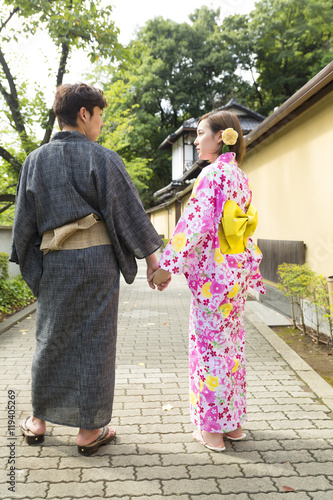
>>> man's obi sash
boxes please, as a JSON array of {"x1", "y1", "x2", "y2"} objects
[{"x1": 218, "y1": 200, "x2": 258, "y2": 254}]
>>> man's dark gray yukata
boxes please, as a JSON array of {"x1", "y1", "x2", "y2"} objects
[{"x1": 10, "y1": 131, "x2": 162, "y2": 429}]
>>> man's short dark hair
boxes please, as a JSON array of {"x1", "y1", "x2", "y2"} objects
[{"x1": 53, "y1": 83, "x2": 107, "y2": 130}]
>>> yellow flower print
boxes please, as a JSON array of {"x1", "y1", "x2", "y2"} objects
[
  {"x1": 199, "y1": 379, "x2": 204, "y2": 392},
  {"x1": 191, "y1": 177, "x2": 200, "y2": 198},
  {"x1": 206, "y1": 375, "x2": 219, "y2": 391},
  {"x1": 190, "y1": 391, "x2": 197, "y2": 406},
  {"x1": 171, "y1": 232, "x2": 187, "y2": 252},
  {"x1": 219, "y1": 303, "x2": 233, "y2": 318},
  {"x1": 201, "y1": 282, "x2": 212, "y2": 298},
  {"x1": 232, "y1": 359, "x2": 240, "y2": 373},
  {"x1": 228, "y1": 283, "x2": 240, "y2": 299},
  {"x1": 214, "y1": 248, "x2": 225, "y2": 266}
]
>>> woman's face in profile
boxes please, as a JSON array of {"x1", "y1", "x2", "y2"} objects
[{"x1": 194, "y1": 119, "x2": 222, "y2": 162}]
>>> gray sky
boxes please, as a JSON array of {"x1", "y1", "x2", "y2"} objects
[{"x1": 2, "y1": 0, "x2": 257, "y2": 110}]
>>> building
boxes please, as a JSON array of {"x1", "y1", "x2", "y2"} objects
[{"x1": 147, "y1": 62, "x2": 333, "y2": 320}]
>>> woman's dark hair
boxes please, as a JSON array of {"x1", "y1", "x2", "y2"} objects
[
  {"x1": 53, "y1": 83, "x2": 107, "y2": 130},
  {"x1": 198, "y1": 110, "x2": 245, "y2": 164}
]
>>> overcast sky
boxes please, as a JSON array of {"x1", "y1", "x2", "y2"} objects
[{"x1": 4, "y1": 0, "x2": 257, "y2": 103}]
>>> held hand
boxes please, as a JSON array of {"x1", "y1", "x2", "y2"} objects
[{"x1": 147, "y1": 268, "x2": 172, "y2": 291}]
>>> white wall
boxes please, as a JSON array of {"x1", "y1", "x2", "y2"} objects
[
  {"x1": 0, "y1": 227, "x2": 19, "y2": 278},
  {"x1": 172, "y1": 137, "x2": 183, "y2": 180}
]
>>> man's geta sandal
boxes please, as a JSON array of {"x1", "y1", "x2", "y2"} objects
[
  {"x1": 19, "y1": 416, "x2": 45, "y2": 445},
  {"x1": 78, "y1": 426, "x2": 116, "y2": 456}
]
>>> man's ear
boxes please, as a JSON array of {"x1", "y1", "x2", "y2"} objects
[{"x1": 78, "y1": 107, "x2": 89, "y2": 122}]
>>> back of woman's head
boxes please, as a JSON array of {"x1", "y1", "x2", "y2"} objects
[
  {"x1": 53, "y1": 83, "x2": 107, "y2": 130},
  {"x1": 198, "y1": 110, "x2": 245, "y2": 164}
]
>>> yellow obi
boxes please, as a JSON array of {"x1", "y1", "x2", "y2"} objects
[{"x1": 218, "y1": 200, "x2": 258, "y2": 254}]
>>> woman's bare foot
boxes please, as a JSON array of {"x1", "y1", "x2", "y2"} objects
[
  {"x1": 193, "y1": 429, "x2": 226, "y2": 451},
  {"x1": 76, "y1": 427, "x2": 107, "y2": 446},
  {"x1": 225, "y1": 426, "x2": 243, "y2": 439},
  {"x1": 199, "y1": 430, "x2": 225, "y2": 449},
  {"x1": 25, "y1": 417, "x2": 46, "y2": 435}
]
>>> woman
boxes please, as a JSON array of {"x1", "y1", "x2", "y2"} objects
[
  {"x1": 149, "y1": 110, "x2": 265, "y2": 451},
  {"x1": 11, "y1": 83, "x2": 162, "y2": 455}
]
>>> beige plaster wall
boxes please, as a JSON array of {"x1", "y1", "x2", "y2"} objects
[
  {"x1": 149, "y1": 209, "x2": 170, "y2": 239},
  {"x1": 241, "y1": 91, "x2": 333, "y2": 277}
]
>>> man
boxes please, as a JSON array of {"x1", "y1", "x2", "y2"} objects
[{"x1": 10, "y1": 83, "x2": 162, "y2": 455}]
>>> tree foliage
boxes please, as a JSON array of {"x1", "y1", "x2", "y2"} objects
[
  {"x1": 1, "y1": 0, "x2": 332, "y2": 216},
  {"x1": 0, "y1": 0, "x2": 123, "y2": 221}
]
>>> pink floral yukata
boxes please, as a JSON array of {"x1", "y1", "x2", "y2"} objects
[{"x1": 159, "y1": 152, "x2": 265, "y2": 433}]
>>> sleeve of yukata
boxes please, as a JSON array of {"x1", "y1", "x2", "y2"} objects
[
  {"x1": 9, "y1": 161, "x2": 42, "y2": 297},
  {"x1": 95, "y1": 149, "x2": 163, "y2": 283},
  {"x1": 159, "y1": 164, "x2": 236, "y2": 313}
]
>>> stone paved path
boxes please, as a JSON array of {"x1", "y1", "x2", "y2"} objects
[{"x1": 1, "y1": 260, "x2": 333, "y2": 499}]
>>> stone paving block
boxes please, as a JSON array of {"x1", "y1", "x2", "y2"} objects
[
  {"x1": 138, "y1": 423, "x2": 184, "y2": 435},
  {"x1": 188, "y1": 464, "x2": 242, "y2": 479},
  {"x1": 110, "y1": 453, "x2": 161, "y2": 467},
  {"x1": 273, "y1": 476, "x2": 333, "y2": 493},
  {"x1": 281, "y1": 439, "x2": 331, "y2": 451},
  {"x1": 309, "y1": 493, "x2": 333, "y2": 500},
  {"x1": 232, "y1": 439, "x2": 283, "y2": 452},
  {"x1": 47, "y1": 481, "x2": 105, "y2": 498},
  {"x1": 136, "y1": 464, "x2": 189, "y2": 480},
  {"x1": 82, "y1": 466, "x2": 135, "y2": 481},
  {"x1": 117, "y1": 432, "x2": 161, "y2": 444},
  {"x1": 250, "y1": 430, "x2": 299, "y2": 441},
  {"x1": 269, "y1": 420, "x2": 317, "y2": 430},
  {"x1": 137, "y1": 442, "x2": 186, "y2": 455},
  {"x1": 105, "y1": 479, "x2": 162, "y2": 497},
  {"x1": 161, "y1": 452, "x2": 214, "y2": 466},
  {"x1": 249, "y1": 412, "x2": 287, "y2": 421},
  {"x1": 16, "y1": 457, "x2": 59, "y2": 470},
  {"x1": 210, "y1": 451, "x2": 264, "y2": 464},
  {"x1": 135, "y1": 497, "x2": 190, "y2": 500},
  {"x1": 28, "y1": 467, "x2": 81, "y2": 483},
  {"x1": 162, "y1": 478, "x2": 219, "y2": 495},
  {"x1": 241, "y1": 463, "x2": 297, "y2": 477},
  {"x1": 285, "y1": 412, "x2": 331, "y2": 420},
  {"x1": 295, "y1": 462, "x2": 333, "y2": 476},
  {"x1": 3, "y1": 482, "x2": 48, "y2": 499},
  {"x1": 311, "y1": 449, "x2": 333, "y2": 462},
  {"x1": 261, "y1": 450, "x2": 314, "y2": 463},
  {"x1": 296, "y1": 429, "x2": 333, "y2": 440},
  {"x1": 58, "y1": 456, "x2": 110, "y2": 468},
  {"x1": 248, "y1": 494, "x2": 310, "y2": 500},
  {"x1": 216, "y1": 477, "x2": 277, "y2": 494}
]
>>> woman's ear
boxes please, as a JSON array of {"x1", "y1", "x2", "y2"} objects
[{"x1": 217, "y1": 130, "x2": 224, "y2": 144}]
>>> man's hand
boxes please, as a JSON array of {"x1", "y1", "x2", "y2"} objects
[{"x1": 148, "y1": 268, "x2": 172, "y2": 291}]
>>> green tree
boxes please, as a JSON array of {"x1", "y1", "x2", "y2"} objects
[
  {"x1": 223, "y1": 0, "x2": 333, "y2": 114},
  {"x1": 101, "y1": 7, "x2": 245, "y2": 206},
  {"x1": 0, "y1": 0, "x2": 123, "y2": 222}
]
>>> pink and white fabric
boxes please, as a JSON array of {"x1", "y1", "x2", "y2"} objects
[{"x1": 159, "y1": 152, "x2": 265, "y2": 433}]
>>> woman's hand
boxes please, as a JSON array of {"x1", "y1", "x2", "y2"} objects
[{"x1": 148, "y1": 268, "x2": 172, "y2": 291}]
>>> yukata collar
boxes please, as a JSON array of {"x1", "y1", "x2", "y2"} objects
[
  {"x1": 217, "y1": 152, "x2": 236, "y2": 163},
  {"x1": 51, "y1": 131, "x2": 91, "y2": 142}
]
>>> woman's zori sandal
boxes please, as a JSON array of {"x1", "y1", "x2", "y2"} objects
[
  {"x1": 19, "y1": 416, "x2": 44, "y2": 445},
  {"x1": 193, "y1": 428, "x2": 246, "y2": 451},
  {"x1": 78, "y1": 426, "x2": 116, "y2": 456}
]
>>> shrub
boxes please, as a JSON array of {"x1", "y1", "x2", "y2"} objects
[{"x1": 0, "y1": 254, "x2": 35, "y2": 319}]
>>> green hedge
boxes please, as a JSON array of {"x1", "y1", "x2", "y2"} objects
[{"x1": 0, "y1": 252, "x2": 35, "y2": 319}]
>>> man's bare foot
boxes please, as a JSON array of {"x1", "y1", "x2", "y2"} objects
[
  {"x1": 76, "y1": 427, "x2": 114, "y2": 446},
  {"x1": 25, "y1": 416, "x2": 46, "y2": 435}
]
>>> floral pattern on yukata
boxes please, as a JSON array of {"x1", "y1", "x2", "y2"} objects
[{"x1": 159, "y1": 152, "x2": 265, "y2": 433}]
